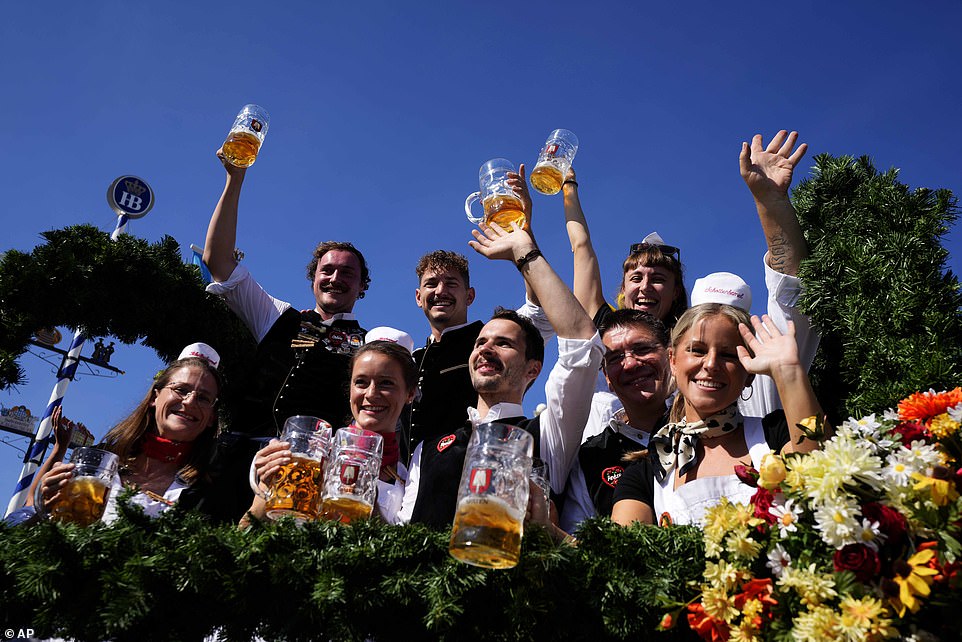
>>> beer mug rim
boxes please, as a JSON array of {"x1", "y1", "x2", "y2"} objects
[
  {"x1": 479, "y1": 158, "x2": 516, "y2": 180},
  {"x1": 332, "y1": 425, "x2": 384, "y2": 456},
  {"x1": 282, "y1": 415, "x2": 330, "y2": 434},
  {"x1": 470, "y1": 422, "x2": 534, "y2": 457},
  {"x1": 543, "y1": 129, "x2": 578, "y2": 148}
]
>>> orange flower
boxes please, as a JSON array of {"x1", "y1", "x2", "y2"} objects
[
  {"x1": 898, "y1": 388, "x2": 962, "y2": 425},
  {"x1": 688, "y1": 602, "x2": 730, "y2": 642}
]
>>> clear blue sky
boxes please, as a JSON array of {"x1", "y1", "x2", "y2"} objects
[{"x1": 3, "y1": 1, "x2": 961, "y2": 500}]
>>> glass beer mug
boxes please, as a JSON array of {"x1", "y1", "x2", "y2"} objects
[
  {"x1": 222, "y1": 104, "x2": 270, "y2": 168},
  {"x1": 47, "y1": 447, "x2": 120, "y2": 526},
  {"x1": 449, "y1": 422, "x2": 533, "y2": 569},
  {"x1": 249, "y1": 415, "x2": 331, "y2": 524},
  {"x1": 530, "y1": 129, "x2": 579, "y2": 195},
  {"x1": 320, "y1": 426, "x2": 384, "y2": 523},
  {"x1": 464, "y1": 158, "x2": 527, "y2": 231}
]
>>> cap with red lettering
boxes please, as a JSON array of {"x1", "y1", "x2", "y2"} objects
[{"x1": 690, "y1": 272, "x2": 752, "y2": 312}]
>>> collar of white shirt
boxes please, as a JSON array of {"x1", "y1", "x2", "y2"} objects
[
  {"x1": 467, "y1": 402, "x2": 526, "y2": 427},
  {"x1": 318, "y1": 312, "x2": 356, "y2": 325}
]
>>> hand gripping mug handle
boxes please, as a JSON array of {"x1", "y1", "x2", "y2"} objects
[
  {"x1": 248, "y1": 458, "x2": 270, "y2": 500},
  {"x1": 464, "y1": 191, "x2": 484, "y2": 225}
]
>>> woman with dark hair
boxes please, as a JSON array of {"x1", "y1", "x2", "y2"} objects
[
  {"x1": 37, "y1": 350, "x2": 223, "y2": 522},
  {"x1": 248, "y1": 336, "x2": 418, "y2": 523}
]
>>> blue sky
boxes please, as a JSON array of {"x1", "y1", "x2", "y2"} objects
[{"x1": 2, "y1": 1, "x2": 961, "y2": 501}]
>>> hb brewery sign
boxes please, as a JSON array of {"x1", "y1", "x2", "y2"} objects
[{"x1": 107, "y1": 175, "x2": 154, "y2": 219}]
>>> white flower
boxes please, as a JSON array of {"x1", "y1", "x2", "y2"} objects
[
  {"x1": 813, "y1": 496, "x2": 861, "y2": 548},
  {"x1": 882, "y1": 408, "x2": 900, "y2": 422},
  {"x1": 766, "y1": 543, "x2": 791, "y2": 578},
  {"x1": 854, "y1": 517, "x2": 885, "y2": 550},
  {"x1": 769, "y1": 498, "x2": 801, "y2": 538},
  {"x1": 902, "y1": 439, "x2": 943, "y2": 470},
  {"x1": 948, "y1": 403, "x2": 962, "y2": 423},
  {"x1": 883, "y1": 450, "x2": 920, "y2": 486}
]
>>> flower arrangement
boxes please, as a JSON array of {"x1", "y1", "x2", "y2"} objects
[{"x1": 677, "y1": 388, "x2": 962, "y2": 641}]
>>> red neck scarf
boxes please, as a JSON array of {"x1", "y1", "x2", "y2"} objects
[
  {"x1": 142, "y1": 432, "x2": 193, "y2": 468},
  {"x1": 380, "y1": 430, "x2": 399, "y2": 470}
]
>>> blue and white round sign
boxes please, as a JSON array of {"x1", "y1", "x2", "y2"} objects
[{"x1": 107, "y1": 175, "x2": 154, "y2": 219}]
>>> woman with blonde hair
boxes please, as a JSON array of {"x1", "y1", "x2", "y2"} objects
[{"x1": 611, "y1": 301, "x2": 826, "y2": 527}]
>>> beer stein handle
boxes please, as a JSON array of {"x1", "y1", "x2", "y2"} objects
[
  {"x1": 464, "y1": 191, "x2": 484, "y2": 225},
  {"x1": 248, "y1": 459, "x2": 270, "y2": 499},
  {"x1": 33, "y1": 476, "x2": 49, "y2": 520}
]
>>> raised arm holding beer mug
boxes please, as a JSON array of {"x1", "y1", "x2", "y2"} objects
[
  {"x1": 199, "y1": 105, "x2": 371, "y2": 523},
  {"x1": 397, "y1": 195, "x2": 602, "y2": 565}
]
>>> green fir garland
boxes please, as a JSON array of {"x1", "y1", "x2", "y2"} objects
[
  {"x1": 0, "y1": 505, "x2": 704, "y2": 641},
  {"x1": 0, "y1": 225, "x2": 255, "y2": 423}
]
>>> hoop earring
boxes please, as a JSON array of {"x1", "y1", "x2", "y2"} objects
[{"x1": 740, "y1": 386, "x2": 753, "y2": 402}]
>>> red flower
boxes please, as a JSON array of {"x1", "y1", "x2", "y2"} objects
[
  {"x1": 891, "y1": 421, "x2": 930, "y2": 446},
  {"x1": 734, "y1": 464, "x2": 759, "y2": 488},
  {"x1": 687, "y1": 603, "x2": 730, "y2": 642},
  {"x1": 834, "y1": 544, "x2": 881, "y2": 583},
  {"x1": 749, "y1": 488, "x2": 777, "y2": 525},
  {"x1": 861, "y1": 502, "x2": 908, "y2": 549}
]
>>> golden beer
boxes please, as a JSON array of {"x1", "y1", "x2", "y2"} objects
[
  {"x1": 223, "y1": 130, "x2": 262, "y2": 168},
  {"x1": 49, "y1": 476, "x2": 110, "y2": 526},
  {"x1": 320, "y1": 496, "x2": 373, "y2": 523},
  {"x1": 530, "y1": 162, "x2": 564, "y2": 195},
  {"x1": 449, "y1": 496, "x2": 523, "y2": 569},
  {"x1": 481, "y1": 194, "x2": 527, "y2": 230},
  {"x1": 265, "y1": 455, "x2": 324, "y2": 521}
]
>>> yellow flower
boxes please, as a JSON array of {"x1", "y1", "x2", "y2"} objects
[
  {"x1": 929, "y1": 412, "x2": 961, "y2": 439},
  {"x1": 701, "y1": 586, "x2": 740, "y2": 623},
  {"x1": 791, "y1": 604, "x2": 840, "y2": 641},
  {"x1": 725, "y1": 530, "x2": 763, "y2": 561},
  {"x1": 703, "y1": 560, "x2": 744, "y2": 593},
  {"x1": 912, "y1": 471, "x2": 960, "y2": 506},
  {"x1": 758, "y1": 452, "x2": 787, "y2": 490},
  {"x1": 838, "y1": 595, "x2": 897, "y2": 641},
  {"x1": 889, "y1": 548, "x2": 940, "y2": 617},
  {"x1": 777, "y1": 564, "x2": 837, "y2": 607}
]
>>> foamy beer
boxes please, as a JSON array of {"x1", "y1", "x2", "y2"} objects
[
  {"x1": 320, "y1": 426, "x2": 383, "y2": 523},
  {"x1": 465, "y1": 158, "x2": 527, "y2": 231},
  {"x1": 530, "y1": 129, "x2": 579, "y2": 195},
  {"x1": 449, "y1": 422, "x2": 533, "y2": 569},
  {"x1": 48, "y1": 447, "x2": 120, "y2": 526},
  {"x1": 250, "y1": 415, "x2": 331, "y2": 523},
  {"x1": 222, "y1": 104, "x2": 270, "y2": 168}
]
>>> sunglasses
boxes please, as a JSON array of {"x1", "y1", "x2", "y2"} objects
[{"x1": 628, "y1": 242, "x2": 681, "y2": 263}]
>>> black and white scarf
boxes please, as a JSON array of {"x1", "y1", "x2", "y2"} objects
[{"x1": 649, "y1": 404, "x2": 742, "y2": 482}]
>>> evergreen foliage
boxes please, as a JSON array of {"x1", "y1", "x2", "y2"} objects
[
  {"x1": 0, "y1": 507, "x2": 704, "y2": 641},
  {"x1": 0, "y1": 225, "x2": 255, "y2": 421},
  {"x1": 793, "y1": 154, "x2": 962, "y2": 421}
]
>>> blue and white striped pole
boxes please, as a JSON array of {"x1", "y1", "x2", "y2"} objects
[
  {"x1": 5, "y1": 331, "x2": 86, "y2": 516},
  {"x1": 110, "y1": 214, "x2": 129, "y2": 240},
  {"x1": 5, "y1": 211, "x2": 131, "y2": 516}
]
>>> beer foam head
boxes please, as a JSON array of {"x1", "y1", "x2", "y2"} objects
[
  {"x1": 177, "y1": 342, "x2": 221, "y2": 368},
  {"x1": 690, "y1": 272, "x2": 752, "y2": 312},
  {"x1": 364, "y1": 327, "x2": 415, "y2": 354}
]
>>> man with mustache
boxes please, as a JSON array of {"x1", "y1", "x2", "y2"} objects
[
  {"x1": 397, "y1": 221, "x2": 603, "y2": 528},
  {"x1": 190, "y1": 150, "x2": 370, "y2": 521},
  {"x1": 408, "y1": 250, "x2": 483, "y2": 464}
]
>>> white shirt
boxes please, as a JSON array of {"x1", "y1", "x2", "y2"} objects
[{"x1": 394, "y1": 333, "x2": 604, "y2": 524}]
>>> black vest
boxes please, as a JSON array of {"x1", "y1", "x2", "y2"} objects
[
  {"x1": 236, "y1": 308, "x2": 366, "y2": 435},
  {"x1": 408, "y1": 321, "x2": 484, "y2": 461},
  {"x1": 575, "y1": 412, "x2": 666, "y2": 518},
  {"x1": 410, "y1": 416, "x2": 540, "y2": 529}
]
